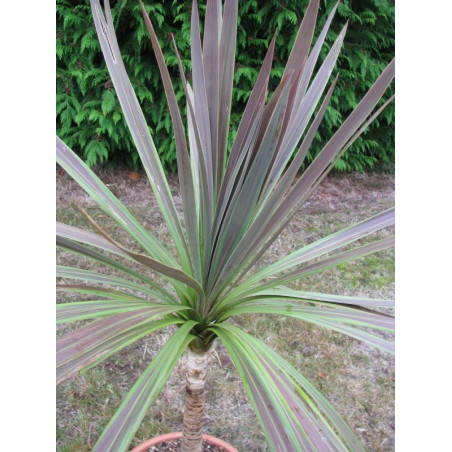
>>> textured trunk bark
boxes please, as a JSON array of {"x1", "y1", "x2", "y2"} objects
[{"x1": 181, "y1": 349, "x2": 209, "y2": 452}]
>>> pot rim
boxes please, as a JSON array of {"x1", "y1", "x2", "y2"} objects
[{"x1": 130, "y1": 431, "x2": 239, "y2": 452}]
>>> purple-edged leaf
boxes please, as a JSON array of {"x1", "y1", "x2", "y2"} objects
[
  {"x1": 218, "y1": 333, "x2": 321, "y2": 450},
  {"x1": 290, "y1": 1, "x2": 339, "y2": 120},
  {"x1": 279, "y1": 59, "x2": 396, "y2": 223},
  {"x1": 251, "y1": 66, "x2": 297, "y2": 166},
  {"x1": 212, "y1": 86, "x2": 267, "y2": 246},
  {"x1": 57, "y1": 308, "x2": 186, "y2": 384},
  {"x1": 57, "y1": 222, "x2": 128, "y2": 258},
  {"x1": 203, "y1": 0, "x2": 221, "y2": 191},
  {"x1": 215, "y1": 26, "x2": 348, "y2": 293},
  {"x1": 190, "y1": 0, "x2": 214, "y2": 198},
  {"x1": 309, "y1": 94, "x2": 396, "y2": 196},
  {"x1": 89, "y1": 0, "x2": 191, "y2": 273},
  {"x1": 269, "y1": 24, "x2": 347, "y2": 190},
  {"x1": 56, "y1": 235, "x2": 132, "y2": 273},
  {"x1": 240, "y1": 209, "x2": 393, "y2": 295},
  {"x1": 235, "y1": 237, "x2": 395, "y2": 302},
  {"x1": 208, "y1": 74, "x2": 292, "y2": 294},
  {"x1": 78, "y1": 207, "x2": 204, "y2": 298},
  {"x1": 56, "y1": 265, "x2": 165, "y2": 299},
  {"x1": 57, "y1": 299, "x2": 164, "y2": 323},
  {"x1": 56, "y1": 236, "x2": 177, "y2": 304},
  {"x1": 213, "y1": 284, "x2": 394, "y2": 322},
  {"x1": 216, "y1": 60, "x2": 395, "y2": 296},
  {"x1": 281, "y1": 236, "x2": 395, "y2": 283},
  {"x1": 56, "y1": 284, "x2": 147, "y2": 302},
  {"x1": 220, "y1": 299, "x2": 394, "y2": 331},
  {"x1": 256, "y1": 94, "x2": 394, "y2": 289},
  {"x1": 186, "y1": 84, "x2": 201, "y2": 213},
  {"x1": 217, "y1": 0, "x2": 238, "y2": 186},
  {"x1": 303, "y1": 317, "x2": 394, "y2": 353},
  {"x1": 217, "y1": 325, "x2": 367, "y2": 451},
  {"x1": 257, "y1": 75, "x2": 339, "y2": 215},
  {"x1": 56, "y1": 138, "x2": 176, "y2": 268},
  {"x1": 185, "y1": 83, "x2": 211, "y2": 247},
  {"x1": 217, "y1": 33, "x2": 276, "y2": 218},
  {"x1": 92, "y1": 321, "x2": 196, "y2": 452},
  {"x1": 257, "y1": 0, "x2": 320, "y2": 190},
  {"x1": 222, "y1": 208, "x2": 394, "y2": 306},
  {"x1": 232, "y1": 98, "x2": 394, "y2": 291},
  {"x1": 214, "y1": 324, "x2": 363, "y2": 451},
  {"x1": 139, "y1": 1, "x2": 201, "y2": 281},
  {"x1": 249, "y1": 287, "x2": 395, "y2": 308},
  {"x1": 170, "y1": 35, "x2": 213, "y2": 286},
  {"x1": 284, "y1": 0, "x2": 319, "y2": 77},
  {"x1": 266, "y1": 66, "x2": 304, "y2": 177},
  {"x1": 263, "y1": 337, "x2": 367, "y2": 451}
]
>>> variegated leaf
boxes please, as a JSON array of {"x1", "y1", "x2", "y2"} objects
[{"x1": 92, "y1": 322, "x2": 196, "y2": 452}]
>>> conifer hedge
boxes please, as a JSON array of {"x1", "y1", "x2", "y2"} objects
[{"x1": 57, "y1": 0, "x2": 394, "y2": 171}]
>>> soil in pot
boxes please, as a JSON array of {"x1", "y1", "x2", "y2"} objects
[{"x1": 144, "y1": 438, "x2": 226, "y2": 451}]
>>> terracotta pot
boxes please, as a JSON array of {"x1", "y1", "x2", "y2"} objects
[{"x1": 130, "y1": 432, "x2": 239, "y2": 452}]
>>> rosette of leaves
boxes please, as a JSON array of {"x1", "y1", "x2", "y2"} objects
[{"x1": 56, "y1": 0, "x2": 395, "y2": 451}]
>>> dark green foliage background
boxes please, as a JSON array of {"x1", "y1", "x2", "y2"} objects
[{"x1": 57, "y1": 0, "x2": 395, "y2": 172}]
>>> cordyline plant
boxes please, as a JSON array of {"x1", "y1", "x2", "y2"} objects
[{"x1": 56, "y1": 0, "x2": 395, "y2": 450}]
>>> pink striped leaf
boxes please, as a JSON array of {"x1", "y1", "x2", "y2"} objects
[
  {"x1": 212, "y1": 60, "x2": 395, "y2": 299},
  {"x1": 56, "y1": 284, "x2": 147, "y2": 301},
  {"x1": 92, "y1": 321, "x2": 196, "y2": 452},
  {"x1": 214, "y1": 324, "x2": 364, "y2": 451},
  {"x1": 56, "y1": 137, "x2": 177, "y2": 268},
  {"x1": 217, "y1": 299, "x2": 394, "y2": 353},
  {"x1": 57, "y1": 265, "x2": 166, "y2": 300},
  {"x1": 56, "y1": 236, "x2": 177, "y2": 304},
  {"x1": 245, "y1": 288, "x2": 394, "y2": 308},
  {"x1": 56, "y1": 300, "x2": 170, "y2": 324},
  {"x1": 57, "y1": 308, "x2": 188, "y2": 385},
  {"x1": 220, "y1": 300, "x2": 394, "y2": 330},
  {"x1": 89, "y1": 0, "x2": 192, "y2": 272},
  {"x1": 139, "y1": 1, "x2": 200, "y2": 282},
  {"x1": 223, "y1": 209, "x2": 394, "y2": 303},
  {"x1": 77, "y1": 207, "x2": 204, "y2": 299}
]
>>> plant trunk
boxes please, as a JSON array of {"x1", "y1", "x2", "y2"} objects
[{"x1": 181, "y1": 349, "x2": 209, "y2": 452}]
